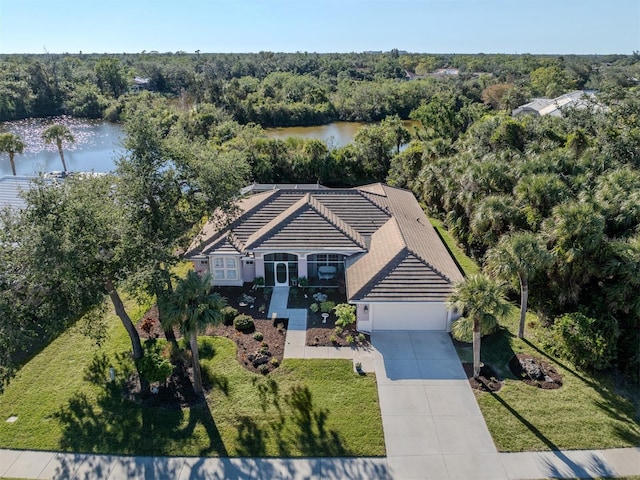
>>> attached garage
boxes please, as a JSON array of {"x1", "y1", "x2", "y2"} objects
[{"x1": 368, "y1": 302, "x2": 449, "y2": 331}]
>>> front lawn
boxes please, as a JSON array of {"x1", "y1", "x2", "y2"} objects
[
  {"x1": 0, "y1": 299, "x2": 384, "y2": 457},
  {"x1": 454, "y1": 302, "x2": 640, "y2": 452}
]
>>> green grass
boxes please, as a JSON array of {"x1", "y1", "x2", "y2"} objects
[
  {"x1": 429, "y1": 217, "x2": 480, "y2": 275},
  {"x1": 0, "y1": 297, "x2": 383, "y2": 457},
  {"x1": 456, "y1": 308, "x2": 640, "y2": 452}
]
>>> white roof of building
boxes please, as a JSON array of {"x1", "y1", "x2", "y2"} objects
[
  {"x1": 0, "y1": 176, "x2": 33, "y2": 211},
  {"x1": 512, "y1": 90, "x2": 599, "y2": 117}
]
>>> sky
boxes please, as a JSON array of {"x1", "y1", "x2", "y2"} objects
[{"x1": 0, "y1": 0, "x2": 638, "y2": 55}]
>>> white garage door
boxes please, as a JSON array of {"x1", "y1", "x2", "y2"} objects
[{"x1": 371, "y1": 302, "x2": 448, "y2": 331}]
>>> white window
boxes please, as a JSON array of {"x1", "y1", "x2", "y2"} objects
[{"x1": 212, "y1": 256, "x2": 238, "y2": 280}]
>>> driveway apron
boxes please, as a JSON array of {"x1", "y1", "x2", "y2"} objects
[{"x1": 372, "y1": 331, "x2": 509, "y2": 480}]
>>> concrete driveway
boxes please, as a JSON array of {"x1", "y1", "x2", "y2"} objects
[{"x1": 372, "y1": 331, "x2": 509, "y2": 480}]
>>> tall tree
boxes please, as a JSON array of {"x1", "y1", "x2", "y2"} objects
[
  {"x1": 484, "y1": 232, "x2": 552, "y2": 338},
  {"x1": 42, "y1": 124, "x2": 75, "y2": 172},
  {"x1": 160, "y1": 271, "x2": 226, "y2": 394},
  {"x1": 0, "y1": 132, "x2": 25, "y2": 176},
  {"x1": 447, "y1": 274, "x2": 510, "y2": 378}
]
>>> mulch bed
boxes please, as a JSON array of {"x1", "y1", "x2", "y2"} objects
[
  {"x1": 508, "y1": 353, "x2": 563, "y2": 389},
  {"x1": 305, "y1": 309, "x2": 370, "y2": 347},
  {"x1": 135, "y1": 286, "x2": 286, "y2": 376},
  {"x1": 463, "y1": 363, "x2": 503, "y2": 392}
]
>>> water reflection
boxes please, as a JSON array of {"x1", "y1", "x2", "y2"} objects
[{"x1": 0, "y1": 116, "x2": 125, "y2": 176}]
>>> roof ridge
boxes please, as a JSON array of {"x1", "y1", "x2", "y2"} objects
[
  {"x1": 349, "y1": 247, "x2": 408, "y2": 300},
  {"x1": 188, "y1": 189, "x2": 278, "y2": 255},
  {"x1": 307, "y1": 195, "x2": 366, "y2": 248},
  {"x1": 244, "y1": 193, "x2": 311, "y2": 249}
]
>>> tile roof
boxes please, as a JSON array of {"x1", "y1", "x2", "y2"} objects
[{"x1": 188, "y1": 183, "x2": 463, "y2": 302}]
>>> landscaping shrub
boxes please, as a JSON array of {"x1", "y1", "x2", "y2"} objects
[
  {"x1": 253, "y1": 332, "x2": 264, "y2": 341},
  {"x1": 320, "y1": 300, "x2": 336, "y2": 313},
  {"x1": 334, "y1": 326, "x2": 343, "y2": 335},
  {"x1": 234, "y1": 314, "x2": 255, "y2": 333},
  {"x1": 270, "y1": 357, "x2": 280, "y2": 367},
  {"x1": 309, "y1": 303, "x2": 319, "y2": 313},
  {"x1": 346, "y1": 335, "x2": 354, "y2": 344},
  {"x1": 137, "y1": 344, "x2": 173, "y2": 384},
  {"x1": 222, "y1": 306, "x2": 239, "y2": 325},
  {"x1": 549, "y1": 312, "x2": 619, "y2": 371},
  {"x1": 313, "y1": 292, "x2": 328, "y2": 302},
  {"x1": 334, "y1": 303, "x2": 356, "y2": 327},
  {"x1": 259, "y1": 364, "x2": 269, "y2": 375},
  {"x1": 357, "y1": 333, "x2": 366, "y2": 343},
  {"x1": 329, "y1": 334, "x2": 338, "y2": 344}
]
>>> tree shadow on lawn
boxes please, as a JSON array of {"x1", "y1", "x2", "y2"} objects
[
  {"x1": 235, "y1": 382, "x2": 349, "y2": 458},
  {"x1": 523, "y1": 339, "x2": 640, "y2": 444},
  {"x1": 53, "y1": 352, "x2": 228, "y2": 458}
]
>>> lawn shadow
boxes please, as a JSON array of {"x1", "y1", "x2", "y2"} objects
[
  {"x1": 486, "y1": 388, "x2": 617, "y2": 477},
  {"x1": 233, "y1": 382, "x2": 349, "y2": 458},
  {"x1": 523, "y1": 339, "x2": 640, "y2": 444},
  {"x1": 54, "y1": 350, "x2": 228, "y2": 458}
]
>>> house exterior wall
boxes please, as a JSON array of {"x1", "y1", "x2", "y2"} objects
[
  {"x1": 366, "y1": 302, "x2": 449, "y2": 331},
  {"x1": 209, "y1": 254, "x2": 243, "y2": 287}
]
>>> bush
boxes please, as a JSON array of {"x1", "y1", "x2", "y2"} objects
[
  {"x1": 334, "y1": 303, "x2": 356, "y2": 327},
  {"x1": 549, "y1": 312, "x2": 619, "y2": 371},
  {"x1": 334, "y1": 326, "x2": 343, "y2": 335},
  {"x1": 259, "y1": 364, "x2": 269, "y2": 375},
  {"x1": 309, "y1": 303, "x2": 319, "y2": 313},
  {"x1": 137, "y1": 347, "x2": 173, "y2": 384},
  {"x1": 253, "y1": 276, "x2": 265, "y2": 288},
  {"x1": 222, "y1": 306, "x2": 239, "y2": 325},
  {"x1": 357, "y1": 333, "x2": 366, "y2": 343},
  {"x1": 270, "y1": 357, "x2": 280, "y2": 367},
  {"x1": 320, "y1": 301, "x2": 336, "y2": 313},
  {"x1": 234, "y1": 314, "x2": 254, "y2": 333},
  {"x1": 297, "y1": 276, "x2": 309, "y2": 288},
  {"x1": 253, "y1": 332, "x2": 264, "y2": 341},
  {"x1": 329, "y1": 334, "x2": 338, "y2": 344},
  {"x1": 346, "y1": 335, "x2": 354, "y2": 344}
]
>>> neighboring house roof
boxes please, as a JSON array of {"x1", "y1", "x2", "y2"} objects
[
  {"x1": 0, "y1": 176, "x2": 33, "y2": 211},
  {"x1": 187, "y1": 183, "x2": 464, "y2": 302},
  {"x1": 512, "y1": 90, "x2": 600, "y2": 117},
  {"x1": 240, "y1": 183, "x2": 328, "y2": 195}
]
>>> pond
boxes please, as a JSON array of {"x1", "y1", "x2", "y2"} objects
[
  {"x1": 0, "y1": 118, "x2": 420, "y2": 177},
  {"x1": 0, "y1": 116, "x2": 125, "y2": 176},
  {"x1": 264, "y1": 120, "x2": 420, "y2": 149}
]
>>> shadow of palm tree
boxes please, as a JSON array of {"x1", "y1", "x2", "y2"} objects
[{"x1": 523, "y1": 339, "x2": 640, "y2": 443}]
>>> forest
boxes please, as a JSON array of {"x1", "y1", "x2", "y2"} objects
[{"x1": 1, "y1": 51, "x2": 640, "y2": 388}]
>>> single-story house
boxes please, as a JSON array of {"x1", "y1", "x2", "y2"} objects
[
  {"x1": 512, "y1": 90, "x2": 600, "y2": 117},
  {"x1": 186, "y1": 183, "x2": 464, "y2": 332}
]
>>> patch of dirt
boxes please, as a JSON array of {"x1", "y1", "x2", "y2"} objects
[
  {"x1": 135, "y1": 285, "x2": 286, "y2": 375},
  {"x1": 508, "y1": 353, "x2": 563, "y2": 389},
  {"x1": 305, "y1": 309, "x2": 370, "y2": 348},
  {"x1": 463, "y1": 363, "x2": 503, "y2": 392},
  {"x1": 124, "y1": 362, "x2": 206, "y2": 409}
]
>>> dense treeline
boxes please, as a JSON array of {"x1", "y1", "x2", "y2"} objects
[{"x1": 1, "y1": 51, "x2": 638, "y2": 124}]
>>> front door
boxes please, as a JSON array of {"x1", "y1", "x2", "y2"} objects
[{"x1": 275, "y1": 262, "x2": 288, "y2": 286}]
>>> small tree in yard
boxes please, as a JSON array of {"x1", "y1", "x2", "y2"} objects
[
  {"x1": 160, "y1": 271, "x2": 226, "y2": 394},
  {"x1": 447, "y1": 274, "x2": 510, "y2": 379},
  {"x1": 42, "y1": 124, "x2": 75, "y2": 172}
]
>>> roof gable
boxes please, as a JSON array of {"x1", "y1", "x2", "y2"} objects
[{"x1": 245, "y1": 193, "x2": 366, "y2": 250}]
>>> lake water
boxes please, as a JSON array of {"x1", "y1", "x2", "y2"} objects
[
  {"x1": 0, "y1": 116, "x2": 125, "y2": 176},
  {"x1": 0, "y1": 118, "x2": 418, "y2": 177}
]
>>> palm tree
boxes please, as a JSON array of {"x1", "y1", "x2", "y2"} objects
[
  {"x1": 447, "y1": 274, "x2": 510, "y2": 379},
  {"x1": 160, "y1": 271, "x2": 226, "y2": 394},
  {"x1": 42, "y1": 124, "x2": 75, "y2": 172},
  {"x1": 0, "y1": 132, "x2": 25, "y2": 176},
  {"x1": 485, "y1": 232, "x2": 552, "y2": 339}
]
